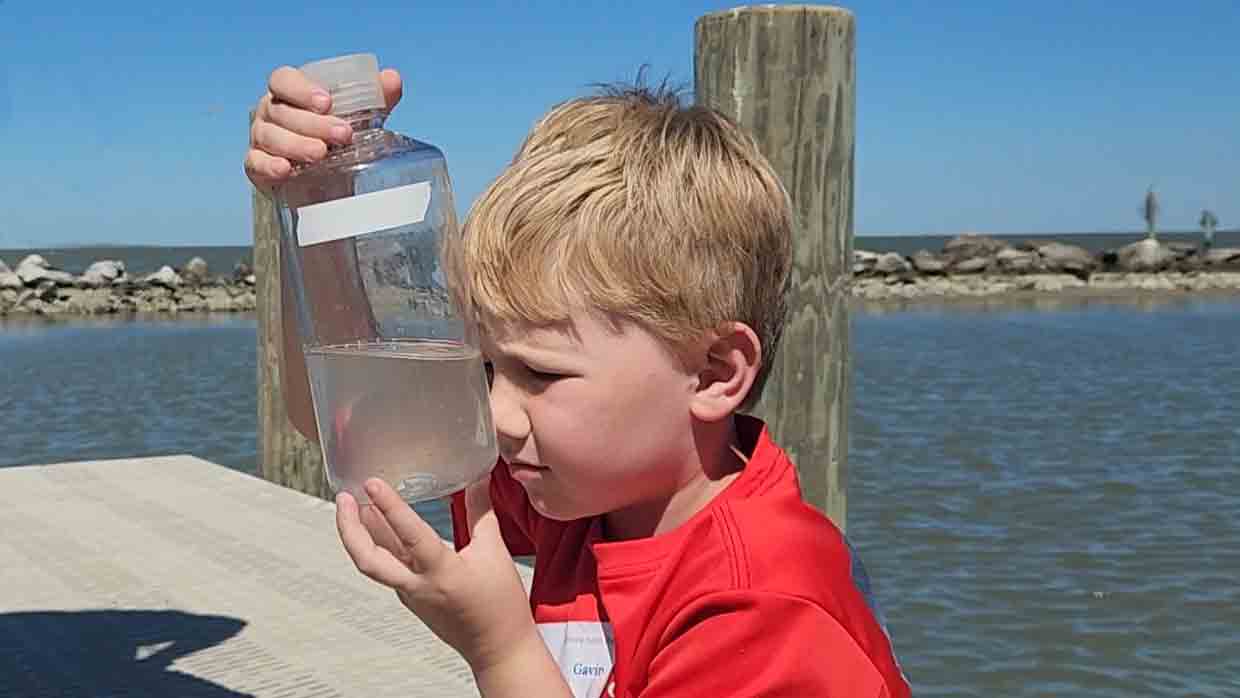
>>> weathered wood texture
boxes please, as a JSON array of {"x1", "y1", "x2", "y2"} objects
[
  {"x1": 695, "y1": 5, "x2": 855, "y2": 528},
  {"x1": 253, "y1": 164, "x2": 330, "y2": 500}
]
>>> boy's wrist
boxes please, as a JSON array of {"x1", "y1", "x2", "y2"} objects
[
  {"x1": 468, "y1": 624, "x2": 541, "y2": 674},
  {"x1": 471, "y1": 628, "x2": 572, "y2": 698}
]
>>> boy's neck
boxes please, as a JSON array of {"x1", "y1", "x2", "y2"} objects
[{"x1": 601, "y1": 416, "x2": 748, "y2": 541}]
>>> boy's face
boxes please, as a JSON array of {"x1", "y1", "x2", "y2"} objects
[{"x1": 482, "y1": 311, "x2": 703, "y2": 524}]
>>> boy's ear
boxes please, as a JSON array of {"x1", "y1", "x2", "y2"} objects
[{"x1": 690, "y1": 322, "x2": 762, "y2": 423}]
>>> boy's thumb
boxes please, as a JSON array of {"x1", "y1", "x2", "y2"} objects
[{"x1": 464, "y1": 477, "x2": 506, "y2": 553}]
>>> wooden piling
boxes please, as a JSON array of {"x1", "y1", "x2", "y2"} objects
[
  {"x1": 695, "y1": 5, "x2": 856, "y2": 528},
  {"x1": 252, "y1": 160, "x2": 330, "y2": 500}
]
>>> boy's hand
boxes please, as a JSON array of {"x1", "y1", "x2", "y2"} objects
[
  {"x1": 245, "y1": 66, "x2": 403, "y2": 191},
  {"x1": 336, "y1": 477, "x2": 538, "y2": 673}
]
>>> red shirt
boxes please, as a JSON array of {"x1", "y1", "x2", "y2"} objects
[{"x1": 452, "y1": 416, "x2": 911, "y2": 698}]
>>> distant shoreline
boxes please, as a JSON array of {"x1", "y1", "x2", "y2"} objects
[
  {"x1": 4, "y1": 232, "x2": 1240, "y2": 319},
  {"x1": 850, "y1": 274, "x2": 1240, "y2": 313},
  {"x1": 1, "y1": 253, "x2": 255, "y2": 318},
  {"x1": 3, "y1": 229, "x2": 1237, "y2": 269}
]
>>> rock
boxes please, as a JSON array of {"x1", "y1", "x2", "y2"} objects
[
  {"x1": 1037, "y1": 242, "x2": 1096, "y2": 277},
  {"x1": 14, "y1": 255, "x2": 76, "y2": 286},
  {"x1": 951, "y1": 256, "x2": 991, "y2": 274},
  {"x1": 84, "y1": 260, "x2": 125, "y2": 281},
  {"x1": 181, "y1": 257, "x2": 210, "y2": 285},
  {"x1": 853, "y1": 250, "x2": 880, "y2": 275},
  {"x1": 202, "y1": 287, "x2": 236, "y2": 312},
  {"x1": 16, "y1": 254, "x2": 48, "y2": 271},
  {"x1": 77, "y1": 271, "x2": 111, "y2": 288},
  {"x1": 139, "y1": 286, "x2": 173, "y2": 300},
  {"x1": 996, "y1": 248, "x2": 1039, "y2": 274},
  {"x1": 874, "y1": 252, "x2": 911, "y2": 274},
  {"x1": 15, "y1": 255, "x2": 49, "y2": 284},
  {"x1": 233, "y1": 262, "x2": 253, "y2": 283},
  {"x1": 1166, "y1": 242, "x2": 1197, "y2": 260},
  {"x1": 176, "y1": 292, "x2": 206, "y2": 312},
  {"x1": 943, "y1": 234, "x2": 1008, "y2": 260},
  {"x1": 0, "y1": 258, "x2": 8, "y2": 274},
  {"x1": 233, "y1": 290, "x2": 257, "y2": 310},
  {"x1": 244, "y1": 274, "x2": 257, "y2": 286},
  {"x1": 1201, "y1": 247, "x2": 1240, "y2": 267},
  {"x1": 58, "y1": 288, "x2": 115, "y2": 315},
  {"x1": 1137, "y1": 274, "x2": 1176, "y2": 291},
  {"x1": 910, "y1": 250, "x2": 948, "y2": 274},
  {"x1": 77, "y1": 259, "x2": 126, "y2": 289},
  {"x1": 143, "y1": 266, "x2": 183, "y2": 288},
  {"x1": 1116, "y1": 238, "x2": 1175, "y2": 272},
  {"x1": 44, "y1": 270, "x2": 77, "y2": 286},
  {"x1": 34, "y1": 280, "x2": 58, "y2": 302},
  {"x1": 0, "y1": 271, "x2": 22, "y2": 290},
  {"x1": 1029, "y1": 274, "x2": 1085, "y2": 292},
  {"x1": 13, "y1": 288, "x2": 38, "y2": 309},
  {"x1": 131, "y1": 286, "x2": 176, "y2": 313}
]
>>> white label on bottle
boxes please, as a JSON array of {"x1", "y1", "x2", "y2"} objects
[{"x1": 296, "y1": 181, "x2": 432, "y2": 247}]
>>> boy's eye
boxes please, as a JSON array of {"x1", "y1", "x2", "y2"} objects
[
  {"x1": 524, "y1": 365, "x2": 563, "y2": 382},
  {"x1": 482, "y1": 359, "x2": 562, "y2": 385}
]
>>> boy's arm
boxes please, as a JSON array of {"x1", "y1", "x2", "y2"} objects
[
  {"x1": 640, "y1": 591, "x2": 909, "y2": 698},
  {"x1": 472, "y1": 635, "x2": 573, "y2": 698},
  {"x1": 337, "y1": 477, "x2": 571, "y2": 697}
]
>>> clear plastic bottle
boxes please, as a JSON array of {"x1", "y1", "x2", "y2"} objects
[{"x1": 274, "y1": 54, "x2": 496, "y2": 505}]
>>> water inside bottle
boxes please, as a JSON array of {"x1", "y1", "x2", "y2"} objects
[{"x1": 305, "y1": 339, "x2": 497, "y2": 503}]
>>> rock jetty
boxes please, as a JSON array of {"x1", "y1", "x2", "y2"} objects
[
  {"x1": 3, "y1": 235, "x2": 1239, "y2": 316},
  {"x1": 0, "y1": 255, "x2": 256, "y2": 317},
  {"x1": 851, "y1": 234, "x2": 1240, "y2": 302}
]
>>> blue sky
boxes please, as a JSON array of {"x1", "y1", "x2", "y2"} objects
[{"x1": 1, "y1": 1, "x2": 1236, "y2": 246}]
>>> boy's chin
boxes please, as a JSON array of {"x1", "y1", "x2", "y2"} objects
[{"x1": 526, "y1": 494, "x2": 593, "y2": 523}]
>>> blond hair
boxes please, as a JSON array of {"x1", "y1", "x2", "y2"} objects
[{"x1": 445, "y1": 82, "x2": 792, "y2": 406}]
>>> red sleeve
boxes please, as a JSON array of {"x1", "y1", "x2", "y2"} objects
[
  {"x1": 639, "y1": 592, "x2": 907, "y2": 698},
  {"x1": 450, "y1": 458, "x2": 539, "y2": 556}
]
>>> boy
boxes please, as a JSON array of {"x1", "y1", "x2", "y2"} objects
[{"x1": 246, "y1": 65, "x2": 909, "y2": 698}]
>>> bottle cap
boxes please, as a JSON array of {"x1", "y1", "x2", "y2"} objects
[{"x1": 300, "y1": 53, "x2": 385, "y2": 116}]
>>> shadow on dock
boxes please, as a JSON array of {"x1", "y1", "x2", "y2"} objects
[{"x1": 0, "y1": 609, "x2": 249, "y2": 697}]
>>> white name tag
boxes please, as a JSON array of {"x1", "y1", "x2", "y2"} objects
[
  {"x1": 538, "y1": 621, "x2": 616, "y2": 698},
  {"x1": 296, "y1": 181, "x2": 432, "y2": 247}
]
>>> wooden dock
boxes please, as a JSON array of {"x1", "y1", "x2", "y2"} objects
[{"x1": 0, "y1": 455, "x2": 530, "y2": 697}]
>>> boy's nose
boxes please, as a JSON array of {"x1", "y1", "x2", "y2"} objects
[{"x1": 489, "y1": 375, "x2": 531, "y2": 455}]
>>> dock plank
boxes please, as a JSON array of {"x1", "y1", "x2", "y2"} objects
[{"x1": 0, "y1": 455, "x2": 527, "y2": 697}]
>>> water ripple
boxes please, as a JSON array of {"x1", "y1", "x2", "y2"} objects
[{"x1": 3, "y1": 299, "x2": 1239, "y2": 696}]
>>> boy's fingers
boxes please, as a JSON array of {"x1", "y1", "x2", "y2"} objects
[
  {"x1": 268, "y1": 65, "x2": 332, "y2": 113},
  {"x1": 266, "y1": 100, "x2": 353, "y2": 145},
  {"x1": 251, "y1": 119, "x2": 327, "y2": 163},
  {"x1": 364, "y1": 479, "x2": 447, "y2": 572},
  {"x1": 243, "y1": 149, "x2": 291, "y2": 189},
  {"x1": 379, "y1": 68, "x2": 403, "y2": 109},
  {"x1": 359, "y1": 501, "x2": 408, "y2": 561},
  {"x1": 336, "y1": 492, "x2": 415, "y2": 587}
]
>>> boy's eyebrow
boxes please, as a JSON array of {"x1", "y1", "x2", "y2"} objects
[{"x1": 483, "y1": 341, "x2": 577, "y2": 366}]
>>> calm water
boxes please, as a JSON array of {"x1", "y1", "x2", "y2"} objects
[{"x1": 2, "y1": 299, "x2": 1238, "y2": 697}]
